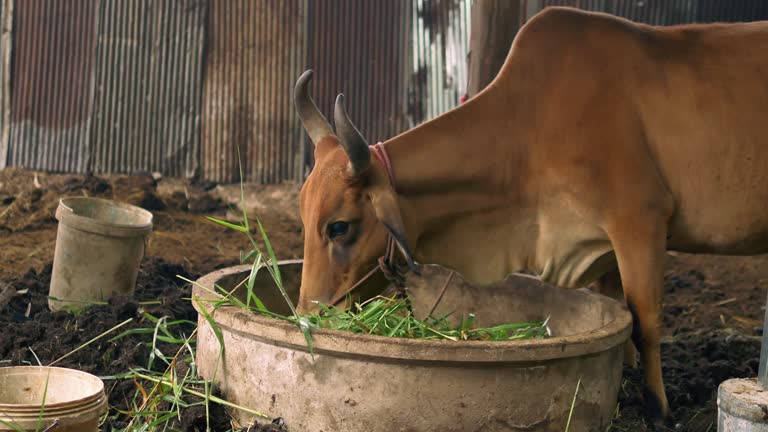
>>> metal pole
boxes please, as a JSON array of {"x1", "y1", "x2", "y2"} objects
[{"x1": 758, "y1": 289, "x2": 768, "y2": 388}]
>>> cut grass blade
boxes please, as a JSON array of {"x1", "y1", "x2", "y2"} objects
[
  {"x1": 35, "y1": 370, "x2": 50, "y2": 432},
  {"x1": 49, "y1": 318, "x2": 133, "y2": 366},
  {"x1": 119, "y1": 326, "x2": 203, "y2": 431},
  {"x1": 133, "y1": 371, "x2": 271, "y2": 420},
  {"x1": 28, "y1": 347, "x2": 41, "y2": 366},
  {"x1": 204, "y1": 151, "x2": 310, "y2": 358},
  {"x1": 0, "y1": 420, "x2": 25, "y2": 432},
  {"x1": 255, "y1": 218, "x2": 283, "y2": 289},
  {"x1": 246, "y1": 254, "x2": 267, "y2": 311},
  {"x1": 564, "y1": 378, "x2": 582, "y2": 432},
  {"x1": 108, "y1": 328, "x2": 190, "y2": 344},
  {"x1": 148, "y1": 316, "x2": 169, "y2": 370},
  {"x1": 194, "y1": 298, "x2": 225, "y2": 357},
  {"x1": 46, "y1": 295, "x2": 109, "y2": 306},
  {"x1": 205, "y1": 216, "x2": 248, "y2": 233},
  {"x1": 236, "y1": 145, "x2": 250, "y2": 232}
]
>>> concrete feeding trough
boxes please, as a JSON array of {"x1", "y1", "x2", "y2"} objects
[{"x1": 193, "y1": 261, "x2": 632, "y2": 432}]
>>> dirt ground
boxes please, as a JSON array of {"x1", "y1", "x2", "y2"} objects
[{"x1": 0, "y1": 167, "x2": 765, "y2": 431}]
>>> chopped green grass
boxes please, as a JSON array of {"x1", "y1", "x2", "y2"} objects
[{"x1": 254, "y1": 293, "x2": 551, "y2": 342}]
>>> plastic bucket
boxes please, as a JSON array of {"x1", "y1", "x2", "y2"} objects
[
  {"x1": 49, "y1": 197, "x2": 153, "y2": 312},
  {"x1": 718, "y1": 378, "x2": 768, "y2": 431},
  {"x1": 0, "y1": 366, "x2": 107, "y2": 431}
]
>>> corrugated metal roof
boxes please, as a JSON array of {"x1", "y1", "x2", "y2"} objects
[
  {"x1": 90, "y1": 0, "x2": 206, "y2": 178},
  {"x1": 201, "y1": 0, "x2": 305, "y2": 183}
]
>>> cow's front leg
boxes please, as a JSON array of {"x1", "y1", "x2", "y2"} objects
[
  {"x1": 594, "y1": 269, "x2": 638, "y2": 368},
  {"x1": 607, "y1": 219, "x2": 670, "y2": 427}
]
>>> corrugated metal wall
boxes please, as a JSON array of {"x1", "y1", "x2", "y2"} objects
[
  {"x1": 202, "y1": 1, "x2": 305, "y2": 183},
  {"x1": 1, "y1": 1, "x2": 766, "y2": 182},
  {"x1": 202, "y1": 0, "x2": 471, "y2": 182},
  {"x1": 411, "y1": 0, "x2": 471, "y2": 125},
  {"x1": 0, "y1": 0, "x2": 470, "y2": 183},
  {"x1": 7, "y1": 0, "x2": 99, "y2": 173},
  {"x1": 91, "y1": 0, "x2": 206, "y2": 178},
  {"x1": 304, "y1": 0, "x2": 411, "y2": 170},
  {"x1": 300, "y1": 0, "x2": 471, "y2": 175},
  {"x1": 4, "y1": 0, "x2": 206, "y2": 176}
]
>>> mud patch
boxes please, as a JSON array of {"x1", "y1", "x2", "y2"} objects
[
  {"x1": 612, "y1": 330, "x2": 760, "y2": 431},
  {"x1": 0, "y1": 257, "x2": 282, "y2": 431},
  {"x1": 609, "y1": 263, "x2": 765, "y2": 431}
]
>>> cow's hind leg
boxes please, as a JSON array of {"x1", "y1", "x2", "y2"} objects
[
  {"x1": 594, "y1": 269, "x2": 638, "y2": 368},
  {"x1": 606, "y1": 217, "x2": 671, "y2": 428}
]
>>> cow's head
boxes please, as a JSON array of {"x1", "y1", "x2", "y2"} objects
[{"x1": 294, "y1": 70, "x2": 416, "y2": 314}]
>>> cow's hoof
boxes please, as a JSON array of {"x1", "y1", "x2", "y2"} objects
[
  {"x1": 646, "y1": 416, "x2": 676, "y2": 432},
  {"x1": 643, "y1": 387, "x2": 673, "y2": 430}
]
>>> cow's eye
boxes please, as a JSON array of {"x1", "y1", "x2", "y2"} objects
[{"x1": 328, "y1": 221, "x2": 350, "y2": 240}]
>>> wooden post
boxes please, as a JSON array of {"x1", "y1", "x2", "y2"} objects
[{"x1": 466, "y1": 0, "x2": 523, "y2": 98}]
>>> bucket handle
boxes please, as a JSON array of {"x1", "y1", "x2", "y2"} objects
[{"x1": 40, "y1": 419, "x2": 61, "y2": 432}]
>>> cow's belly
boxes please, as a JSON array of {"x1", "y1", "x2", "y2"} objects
[
  {"x1": 658, "y1": 153, "x2": 768, "y2": 255},
  {"x1": 667, "y1": 204, "x2": 768, "y2": 255},
  {"x1": 533, "y1": 223, "x2": 615, "y2": 289}
]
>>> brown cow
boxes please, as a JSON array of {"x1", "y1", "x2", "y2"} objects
[{"x1": 294, "y1": 6, "x2": 768, "y2": 427}]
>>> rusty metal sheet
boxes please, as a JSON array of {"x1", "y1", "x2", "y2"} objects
[
  {"x1": 7, "y1": 0, "x2": 99, "y2": 173},
  {"x1": 305, "y1": 0, "x2": 412, "y2": 149},
  {"x1": 300, "y1": 0, "x2": 471, "y2": 173},
  {"x1": 410, "y1": 0, "x2": 471, "y2": 125},
  {"x1": 90, "y1": 0, "x2": 206, "y2": 177},
  {"x1": 2, "y1": 0, "x2": 473, "y2": 184},
  {"x1": 201, "y1": 0, "x2": 472, "y2": 183},
  {"x1": 3, "y1": 0, "x2": 767, "y2": 183},
  {"x1": 201, "y1": 0, "x2": 306, "y2": 183}
]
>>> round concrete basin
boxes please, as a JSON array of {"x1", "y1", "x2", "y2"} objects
[{"x1": 192, "y1": 261, "x2": 632, "y2": 432}]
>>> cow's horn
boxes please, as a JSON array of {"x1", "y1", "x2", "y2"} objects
[
  {"x1": 334, "y1": 93, "x2": 371, "y2": 176},
  {"x1": 294, "y1": 70, "x2": 332, "y2": 145}
]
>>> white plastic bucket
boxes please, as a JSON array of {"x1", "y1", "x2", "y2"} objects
[
  {"x1": 0, "y1": 366, "x2": 108, "y2": 432},
  {"x1": 718, "y1": 378, "x2": 768, "y2": 431},
  {"x1": 49, "y1": 197, "x2": 153, "y2": 312}
]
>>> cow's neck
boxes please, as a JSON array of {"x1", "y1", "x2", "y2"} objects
[{"x1": 381, "y1": 87, "x2": 537, "y2": 285}]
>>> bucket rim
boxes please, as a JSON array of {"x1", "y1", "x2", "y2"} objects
[
  {"x1": 56, "y1": 196, "x2": 153, "y2": 232},
  {"x1": 0, "y1": 366, "x2": 106, "y2": 411}
]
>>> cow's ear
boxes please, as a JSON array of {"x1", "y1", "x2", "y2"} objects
[{"x1": 369, "y1": 187, "x2": 419, "y2": 274}]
